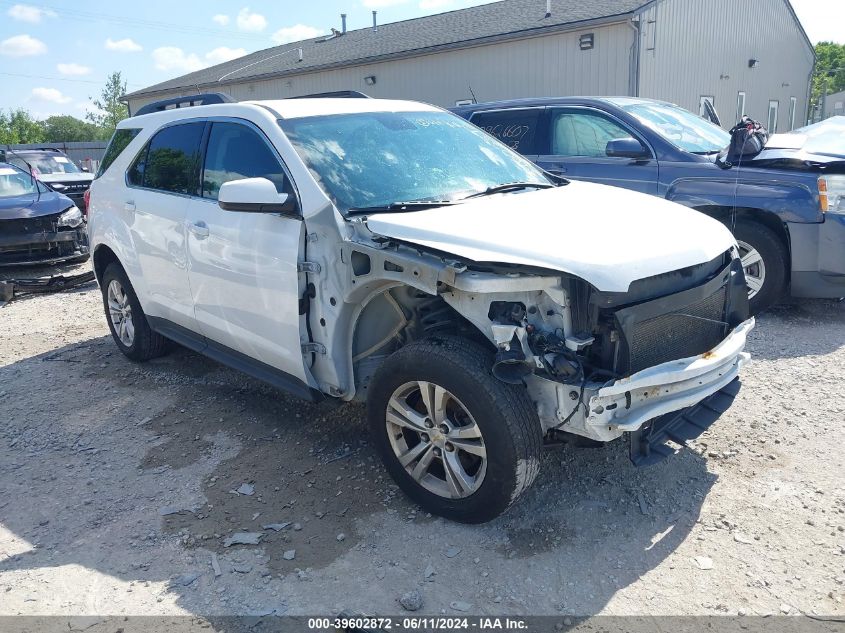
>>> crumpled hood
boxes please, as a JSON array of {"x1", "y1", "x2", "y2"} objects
[
  {"x1": 0, "y1": 190, "x2": 75, "y2": 220},
  {"x1": 365, "y1": 180, "x2": 736, "y2": 293}
]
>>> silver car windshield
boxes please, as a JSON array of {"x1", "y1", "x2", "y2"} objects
[
  {"x1": 621, "y1": 102, "x2": 730, "y2": 154},
  {"x1": 279, "y1": 110, "x2": 549, "y2": 211}
]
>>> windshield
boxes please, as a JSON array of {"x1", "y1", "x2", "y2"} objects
[
  {"x1": 278, "y1": 110, "x2": 549, "y2": 211},
  {"x1": 620, "y1": 101, "x2": 730, "y2": 153},
  {"x1": 0, "y1": 165, "x2": 43, "y2": 198},
  {"x1": 11, "y1": 152, "x2": 82, "y2": 175}
]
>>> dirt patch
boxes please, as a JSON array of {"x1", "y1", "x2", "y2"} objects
[{"x1": 133, "y1": 375, "x2": 410, "y2": 573}]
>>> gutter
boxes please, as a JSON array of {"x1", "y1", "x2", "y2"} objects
[{"x1": 125, "y1": 12, "x2": 642, "y2": 101}]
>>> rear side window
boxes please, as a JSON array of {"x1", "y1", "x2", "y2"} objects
[
  {"x1": 549, "y1": 109, "x2": 636, "y2": 157},
  {"x1": 96, "y1": 128, "x2": 140, "y2": 178},
  {"x1": 469, "y1": 109, "x2": 542, "y2": 154},
  {"x1": 201, "y1": 122, "x2": 292, "y2": 199},
  {"x1": 129, "y1": 122, "x2": 205, "y2": 195}
]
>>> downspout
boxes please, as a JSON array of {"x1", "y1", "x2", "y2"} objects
[
  {"x1": 805, "y1": 64, "x2": 814, "y2": 124},
  {"x1": 627, "y1": 14, "x2": 641, "y2": 97}
]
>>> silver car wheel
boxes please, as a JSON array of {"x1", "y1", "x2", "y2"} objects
[
  {"x1": 107, "y1": 279, "x2": 135, "y2": 347},
  {"x1": 737, "y1": 239, "x2": 766, "y2": 300},
  {"x1": 385, "y1": 381, "x2": 487, "y2": 499}
]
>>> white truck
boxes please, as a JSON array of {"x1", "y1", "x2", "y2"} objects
[{"x1": 88, "y1": 94, "x2": 753, "y2": 522}]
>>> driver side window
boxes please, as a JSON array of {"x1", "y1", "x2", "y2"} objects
[
  {"x1": 202, "y1": 122, "x2": 293, "y2": 200},
  {"x1": 550, "y1": 110, "x2": 635, "y2": 157}
]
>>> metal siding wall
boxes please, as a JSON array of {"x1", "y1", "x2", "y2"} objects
[
  {"x1": 637, "y1": 0, "x2": 814, "y2": 129},
  {"x1": 127, "y1": 23, "x2": 634, "y2": 113}
]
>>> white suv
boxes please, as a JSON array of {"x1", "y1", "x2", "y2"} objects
[{"x1": 88, "y1": 94, "x2": 754, "y2": 522}]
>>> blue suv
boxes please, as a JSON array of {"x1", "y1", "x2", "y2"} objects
[{"x1": 453, "y1": 98, "x2": 845, "y2": 313}]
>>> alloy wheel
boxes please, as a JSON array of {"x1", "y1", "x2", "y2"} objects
[
  {"x1": 385, "y1": 381, "x2": 487, "y2": 499},
  {"x1": 107, "y1": 279, "x2": 135, "y2": 347},
  {"x1": 737, "y1": 239, "x2": 766, "y2": 300}
]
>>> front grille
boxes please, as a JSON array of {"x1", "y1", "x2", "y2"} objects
[
  {"x1": 616, "y1": 285, "x2": 728, "y2": 375},
  {"x1": 0, "y1": 214, "x2": 58, "y2": 236}
]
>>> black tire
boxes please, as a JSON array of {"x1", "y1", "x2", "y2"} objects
[
  {"x1": 731, "y1": 219, "x2": 788, "y2": 314},
  {"x1": 367, "y1": 335, "x2": 542, "y2": 523},
  {"x1": 101, "y1": 262, "x2": 168, "y2": 361}
]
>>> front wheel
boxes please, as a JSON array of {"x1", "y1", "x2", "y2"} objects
[
  {"x1": 367, "y1": 336, "x2": 542, "y2": 523},
  {"x1": 732, "y1": 219, "x2": 788, "y2": 314},
  {"x1": 101, "y1": 263, "x2": 168, "y2": 361}
]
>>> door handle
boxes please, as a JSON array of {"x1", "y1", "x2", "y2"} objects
[
  {"x1": 187, "y1": 220, "x2": 210, "y2": 239},
  {"x1": 547, "y1": 168, "x2": 568, "y2": 175},
  {"x1": 124, "y1": 201, "x2": 136, "y2": 212}
]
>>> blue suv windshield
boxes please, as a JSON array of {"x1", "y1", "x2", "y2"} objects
[
  {"x1": 620, "y1": 102, "x2": 730, "y2": 154},
  {"x1": 279, "y1": 110, "x2": 549, "y2": 211}
]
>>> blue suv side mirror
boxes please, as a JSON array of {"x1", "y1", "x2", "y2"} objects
[{"x1": 606, "y1": 137, "x2": 649, "y2": 159}]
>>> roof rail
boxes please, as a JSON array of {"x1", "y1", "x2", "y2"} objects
[
  {"x1": 287, "y1": 90, "x2": 371, "y2": 100},
  {"x1": 134, "y1": 93, "x2": 235, "y2": 117}
]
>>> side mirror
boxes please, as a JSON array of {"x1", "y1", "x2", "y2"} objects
[
  {"x1": 218, "y1": 177, "x2": 298, "y2": 214},
  {"x1": 81, "y1": 166, "x2": 90, "y2": 172},
  {"x1": 606, "y1": 137, "x2": 650, "y2": 159}
]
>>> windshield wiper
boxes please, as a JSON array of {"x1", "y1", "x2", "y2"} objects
[
  {"x1": 461, "y1": 181, "x2": 556, "y2": 200},
  {"x1": 348, "y1": 200, "x2": 458, "y2": 214}
]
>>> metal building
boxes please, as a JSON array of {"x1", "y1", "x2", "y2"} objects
[
  {"x1": 822, "y1": 89, "x2": 845, "y2": 120},
  {"x1": 124, "y1": 0, "x2": 815, "y2": 131}
]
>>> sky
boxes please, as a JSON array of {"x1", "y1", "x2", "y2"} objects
[{"x1": 0, "y1": 0, "x2": 841, "y2": 120}]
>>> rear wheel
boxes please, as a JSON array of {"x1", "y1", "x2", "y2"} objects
[
  {"x1": 731, "y1": 219, "x2": 788, "y2": 314},
  {"x1": 101, "y1": 263, "x2": 168, "y2": 361},
  {"x1": 367, "y1": 336, "x2": 542, "y2": 523}
]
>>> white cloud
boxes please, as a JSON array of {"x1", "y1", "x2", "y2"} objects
[
  {"x1": 31, "y1": 87, "x2": 72, "y2": 104},
  {"x1": 105, "y1": 37, "x2": 142, "y2": 53},
  {"x1": 205, "y1": 46, "x2": 246, "y2": 64},
  {"x1": 362, "y1": 0, "x2": 409, "y2": 7},
  {"x1": 236, "y1": 7, "x2": 267, "y2": 32},
  {"x1": 0, "y1": 33, "x2": 47, "y2": 56},
  {"x1": 7, "y1": 4, "x2": 56, "y2": 23},
  {"x1": 152, "y1": 46, "x2": 204, "y2": 73},
  {"x1": 271, "y1": 24, "x2": 323, "y2": 44},
  {"x1": 419, "y1": 0, "x2": 451, "y2": 8},
  {"x1": 151, "y1": 45, "x2": 249, "y2": 74},
  {"x1": 212, "y1": 14, "x2": 230, "y2": 26},
  {"x1": 56, "y1": 62, "x2": 92, "y2": 76}
]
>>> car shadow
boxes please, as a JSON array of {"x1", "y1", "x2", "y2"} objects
[{"x1": 0, "y1": 330, "x2": 717, "y2": 618}]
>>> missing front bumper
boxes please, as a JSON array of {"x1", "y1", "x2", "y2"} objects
[
  {"x1": 629, "y1": 377, "x2": 741, "y2": 466},
  {"x1": 0, "y1": 228, "x2": 89, "y2": 267},
  {"x1": 586, "y1": 317, "x2": 754, "y2": 437}
]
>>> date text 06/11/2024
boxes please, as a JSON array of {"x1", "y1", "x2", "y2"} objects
[{"x1": 307, "y1": 616, "x2": 529, "y2": 630}]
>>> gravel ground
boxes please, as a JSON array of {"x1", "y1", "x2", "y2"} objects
[{"x1": 0, "y1": 261, "x2": 844, "y2": 619}]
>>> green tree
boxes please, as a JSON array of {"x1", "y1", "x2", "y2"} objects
[
  {"x1": 42, "y1": 115, "x2": 108, "y2": 142},
  {"x1": 811, "y1": 41, "x2": 845, "y2": 109},
  {"x1": 0, "y1": 108, "x2": 46, "y2": 144},
  {"x1": 86, "y1": 71, "x2": 129, "y2": 132}
]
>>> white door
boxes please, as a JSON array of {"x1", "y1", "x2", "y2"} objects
[
  {"x1": 185, "y1": 119, "x2": 307, "y2": 380},
  {"x1": 126, "y1": 121, "x2": 204, "y2": 329}
]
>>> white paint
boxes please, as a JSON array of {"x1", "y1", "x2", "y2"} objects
[
  {"x1": 366, "y1": 180, "x2": 737, "y2": 292},
  {"x1": 250, "y1": 98, "x2": 442, "y2": 119}
]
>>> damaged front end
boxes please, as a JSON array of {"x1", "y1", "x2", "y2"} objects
[
  {"x1": 0, "y1": 210, "x2": 89, "y2": 267},
  {"x1": 438, "y1": 250, "x2": 753, "y2": 464}
]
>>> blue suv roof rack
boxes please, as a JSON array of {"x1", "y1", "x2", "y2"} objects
[
  {"x1": 287, "y1": 91, "x2": 371, "y2": 99},
  {"x1": 133, "y1": 93, "x2": 235, "y2": 117}
]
